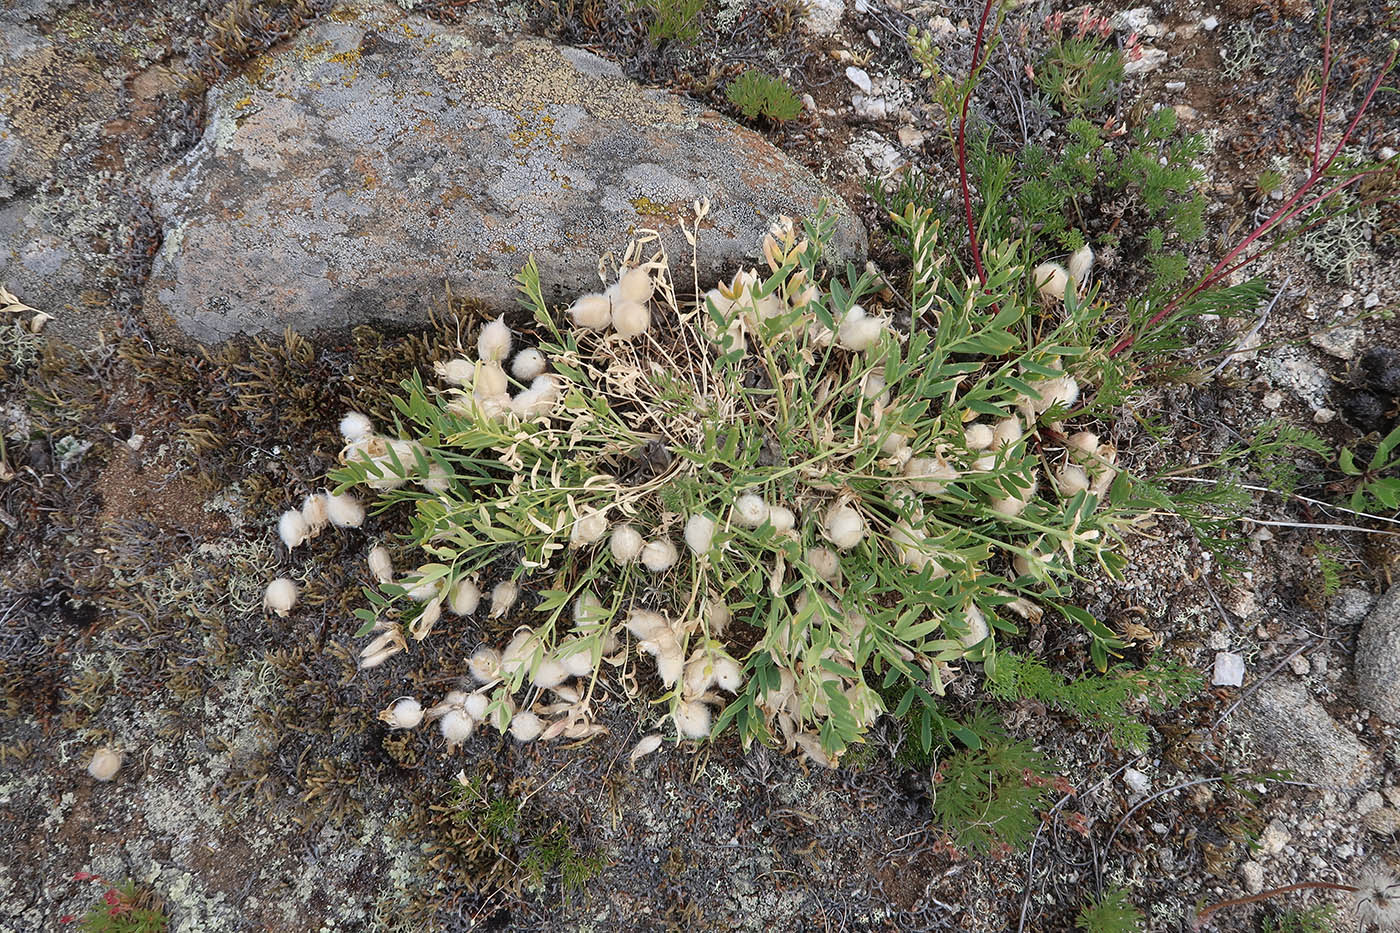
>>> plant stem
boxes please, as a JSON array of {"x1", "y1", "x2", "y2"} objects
[
  {"x1": 1109, "y1": 35, "x2": 1398, "y2": 358},
  {"x1": 1314, "y1": 0, "x2": 1334, "y2": 174},
  {"x1": 958, "y1": 0, "x2": 999, "y2": 287},
  {"x1": 1193, "y1": 881, "x2": 1357, "y2": 927}
]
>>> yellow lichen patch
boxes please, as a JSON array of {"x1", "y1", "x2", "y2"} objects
[
  {"x1": 507, "y1": 105, "x2": 561, "y2": 161},
  {"x1": 630, "y1": 197, "x2": 681, "y2": 222},
  {"x1": 298, "y1": 40, "x2": 332, "y2": 62}
]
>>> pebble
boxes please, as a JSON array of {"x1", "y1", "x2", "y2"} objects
[
  {"x1": 866, "y1": 28, "x2": 880, "y2": 47},
  {"x1": 897, "y1": 125, "x2": 925, "y2": 147},
  {"x1": 1362, "y1": 807, "x2": 1400, "y2": 836},
  {"x1": 1262, "y1": 391, "x2": 1282, "y2": 410},
  {"x1": 845, "y1": 66, "x2": 872, "y2": 93},
  {"x1": 1383, "y1": 786, "x2": 1400, "y2": 808},
  {"x1": 1259, "y1": 823, "x2": 1290, "y2": 855},
  {"x1": 1288, "y1": 654, "x2": 1311, "y2": 676},
  {"x1": 1357, "y1": 790, "x2": 1385, "y2": 816},
  {"x1": 1173, "y1": 104, "x2": 1200, "y2": 122},
  {"x1": 1365, "y1": 292, "x2": 1381, "y2": 308},
  {"x1": 1202, "y1": 14, "x2": 1219, "y2": 30},
  {"x1": 1313, "y1": 408, "x2": 1336, "y2": 424},
  {"x1": 1123, "y1": 768, "x2": 1151, "y2": 793},
  {"x1": 1125, "y1": 47, "x2": 1169, "y2": 75},
  {"x1": 1241, "y1": 861, "x2": 1265, "y2": 894},
  {"x1": 1212, "y1": 651, "x2": 1245, "y2": 687},
  {"x1": 1165, "y1": 80, "x2": 1186, "y2": 91}
]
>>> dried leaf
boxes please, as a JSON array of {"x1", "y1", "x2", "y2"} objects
[{"x1": 629, "y1": 733, "x2": 664, "y2": 766}]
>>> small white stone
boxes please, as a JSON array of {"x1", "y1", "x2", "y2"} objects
[
  {"x1": 1201, "y1": 14, "x2": 1219, "y2": 30},
  {"x1": 866, "y1": 28, "x2": 880, "y2": 46},
  {"x1": 1123, "y1": 768, "x2": 1150, "y2": 794},
  {"x1": 1165, "y1": 80, "x2": 1186, "y2": 91},
  {"x1": 1364, "y1": 292, "x2": 1381, "y2": 309},
  {"x1": 1313, "y1": 408, "x2": 1336, "y2": 424},
  {"x1": 1212, "y1": 651, "x2": 1245, "y2": 687},
  {"x1": 845, "y1": 66, "x2": 872, "y2": 94},
  {"x1": 1241, "y1": 860, "x2": 1265, "y2": 894},
  {"x1": 1262, "y1": 391, "x2": 1283, "y2": 410},
  {"x1": 1289, "y1": 654, "x2": 1311, "y2": 676}
]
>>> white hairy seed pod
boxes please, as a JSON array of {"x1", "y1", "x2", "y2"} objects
[
  {"x1": 382, "y1": 697, "x2": 424, "y2": 730},
  {"x1": 1033, "y1": 375, "x2": 1080, "y2": 413},
  {"x1": 823, "y1": 504, "x2": 865, "y2": 549},
  {"x1": 263, "y1": 578, "x2": 297, "y2": 617},
  {"x1": 530, "y1": 658, "x2": 569, "y2": 690},
  {"x1": 510, "y1": 711, "x2": 544, "y2": 742},
  {"x1": 448, "y1": 578, "x2": 481, "y2": 615},
  {"x1": 325, "y1": 490, "x2": 365, "y2": 528},
  {"x1": 705, "y1": 597, "x2": 731, "y2": 638},
  {"x1": 278, "y1": 510, "x2": 310, "y2": 549},
  {"x1": 477, "y1": 316, "x2": 512, "y2": 362},
  {"x1": 423, "y1": 462, "x2": 450, "y2": 493},
  {"x1": 489, "y1": 694, "x2": 516, "y2": 732},
  {"x1": 890, "y1": 520, "x2": 940, "y2": 573},
  {"x1": 964, "y1": 423, "x2": 994, "y2": 450},
  {"x1": 733, "y1": 493, "x2": 768, "y2": 528},
  {"x1": 684, "y1": 650, "x2": 717, "y2": 696},
  {"x1": 903, "y1": 457, "x2": 960, "y2": 495},
  {"x1": 614, "y1": 265, "x2": 656, "y2": 304},
  {"x1": 993, "y1": 417, "x2": 1023, "y2": 448},
  {"x1": 510, "y1": 348, "x2": 547, "y2": 381},
  {"x1": 1034, "y1": 262, "x2": 1070, "y2": 301},
  {"x1": 404, "y1": 574, "x2": 440, "y2": 603},
  {"x1": 805, "y1": 547, "x2": 841, "y2": 581},
  {"x1": 559, "y1": 642, "x2": 595, "y2": 678},
  {"x1": 673, "y1": 700, "x2": 713, "y2": 739},
  {"x1": 684, "y1": 514, "x2": 716, "y2": 555},
  {"x1": 863, "y1": 373, "x2": 886, "y2": 400},
  {"x1": 464, "y1": 692, "x2": 490, "y2": 721},
  {"x1": 500, "y1": 629, "x2": 538, "y2": 678},
  {"x1": 87, "y1": 747, "x2": 122, "y2": 781},
  {"x1": 440, "y1": 709, "x2": 474, "y2": 748},
  {"x1": 957, "y1": 603, "x2": 990, "y2": 648},
  {"x1": 490, "y1": 580, "x2": 520, "y2": 618},
  {"x1": 367, "y1": 545, "x2": 394, "y2": 585},
  {"x1": 511, "y1": 374, "x2": 560, "y2": 420},
  {"x1": 990, "y1": 477, "x2": 1037, "y2": 517},
  {"x1": 568, "y1": 293, "x2": 612, "y2": 330},
  {"x1": 713, "y1": 655, "x2": 744, "y2": 692},
  {"x1": 625, "y1": 609, "x2": 670, "y2": 641},
  {"x1": 569, "y1": 507, "x2": 609, "y2": 549},
  {"x1": 1068, "y1": 243, "x2": 1094, "y2": 286},
  {"x1": 573, "y1": 591, "x2": 607, "y2": 629},
  {"x1": 837, "y1": 305, "x2": 885, "y2": 351},
  {"x1": 611, "y1": 300, "x2": 650, "y2": 338},
  {"x1": 339, "y1": 411, "x2": 373, "y2": 443},
  {"x1": 301, "y1": 493, "x2": 329, "y2": 536},
  {"x1": 610, "y1": 525, "x2": 644, "y2": 563},
  {"x1": 641, "y1": 538, "x2": 679, "y2": 572},
  {"x1": 1055, "y1": 463, "x2": 1090, "y2": 496},
  {"x1": 973, "y1": 454, "x2": 997, "y2": 472},
  {"x1": 1067, "y1": 430, "x2": 1099, "y2": 456},
  {"x1": 474, "y1": 360, "x2": 508, "y2": 400},
  {"x1": 469, "y1": 646, "x2": 501, "y2": 682},
  {"x1": 411, "y1": 597, "x2": 442, "y2": 641},
  {"x1": 434, "y1": 358, "x2": 475, "y2": 387},
  {"x1": 767, "y1": 504, "x2": 795, "y2": 533}
]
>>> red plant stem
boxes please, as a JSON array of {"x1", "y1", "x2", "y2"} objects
[
  {"x1": 1315, "y1": 0, "x2": 1335, "y2": 172},
  {"x1": 958, "y1": 0, "x2": 999, "y2": 287},
  {"x1": 1194, "y1": 881, "x2": 1357, "y2": 926},
  {"x1": 1108, "y1": 38, "x2": 1398, "y2": 358}
]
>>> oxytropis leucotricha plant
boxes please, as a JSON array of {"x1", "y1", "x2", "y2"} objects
[{"x1": 310, "y1": 203, "x2": 1154, "y2": 767}]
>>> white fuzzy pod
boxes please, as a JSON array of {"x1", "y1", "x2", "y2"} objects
[
  {"x1": 903, "y1": 457, "x2": 960, "y2": 495},
  {"x1": 684, "y1": 514, "x2": 716, "y2": 555},
  {"x1": 440, "y1": 709, "x2": 475, "y2": 747},
  {"x1": 474, "y1": 361, "x2": 508, "y2": 399},
  {"x1": 569, "y1": 507, "x2": 609, "y2": 548},
  {"x1": 1068, "y1": 243, "x2": 1094, "y2": 285},
  {"x1": 705, "y1": 598, "x2": 731, "y2": 638},
  {"x1": 837, "y1": 306, "x2": 884, "y2": 351},
  {"x1": 435, "y1": 358, "x2": 475, "y2": 387},
  {"x1": 301, "y1": 493, "x2": 329, "y2": 535},
  {"x1": 423, "y1": 463, "x2": 450, "y2": 494},
  {"x1": 964, "y1": 423, "x2": 994, "y2": 450},
  {"x1": 559, "y1": 643, "x2": 595, "y2": 678},
  {"x1": 712, "y1": 655, "x2": 744, "y2": 692},
  {"x1": 767, "y1": 504, "x2": 795, "y2": 533},
  {"x1": 530, "y1": 659, "x2": 569, "y2": 690},
  {"x1": 511, "y1": 348, "x2": 547, "y2": 381},
  {"x1": 264, "y1": 578, "x2": 297, "y2": 617},
  {"x1": 641, "y1": 538, "x2": 679, "y2": 572},
  {"x1": 278, "y1": 510, "x2": 310, "y2": 549},
  {"x1": 610, "y1": 525, "x2": 644, "y2": 563},
  {"x1": 87, "y1": 747, "x2": 121, "y2": 781},
  {"x1": 1033, "y1": 375, "x2": 1080, "y2": 414},
  {"x1": 956, "y1": 603, "x2": 990, "y2": 649},
  {"x1": 367, "y1": 545, "x2": 394, "y2": 584},
  {"x1": 823, "y1": 505, "x2": 865, "y2": 549},
  {"x1": 405, "y1": 575, "x2": 441, "y2": 603},
  {"x1": 325, "y1": 491, "x2": 365, "y2": 528},
  {"x1": 1034, "y1": 262, "x2": 1070, "y2": 301},
  {"x1": 511, "y1": 374, "x2": 560, "y2": 420},
  {"x1": 509, "y1": 711, "x2": 544, "y2": 742},
  {"x1": 490, "y1": 580, "x2": 520, "y2": 618},
  {"x1": 733, "y1": 493, "x2": 768, "y2": 529},
  {"x1": 805, "y1": 547, "x2": 840, "y2": 581},
  {"x1": 1055, "y1": 463, "x2": 1090, "y2": 496},
  {"x1": 388, "y1": 698, "x2": 423, "y2": 729},
  {"x1": 615, "y1": 265, "x2": 656, "y2": 304},
  {"x1": 468, "y1": 646, "x2": 501, "y2": 682},
  {"x1": 339, "y1": 411, "x2": 374, "y2": 443},
  {"x1": 989, "y1": 418, "x2": 1021, "y2": 449},
  {"x1": 568, "y1": 293, "x2": 612, "y2": 330},
  {"x1": 612, "y1": 300, "x2": 650, "y2": 338},
  {"x1": 464, "y1": 692, "x2": 490, "y2": 721},
  {"x1": 477, "y1": 316, "x2": 512, "y2": 362},
  {"x1": 573, "y1": 591, "x2": 607, "y2": 628},
  {"x1": 449, "y1": 578, "x2": 481, "y2": 615},
  {"x1": 673, "y1": 700, "x2": 712, "y2": 740},
  {"x1": 1067, "y1": 431, "x2": 1099, "y2": 456}
]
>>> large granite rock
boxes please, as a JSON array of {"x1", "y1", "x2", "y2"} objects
[
  {"x1": 1356, "y1": 585, "x2": 1400, "y2": 723},
  {"x1": 144, "y1": 0, "x2": 866, "y2": 344},
  {"x1": 1232, "y1": 680, "x2": 1376, "y2": 788}
]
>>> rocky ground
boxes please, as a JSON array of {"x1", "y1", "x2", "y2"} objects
[{"x1": 0, "y1": 0, "x2": 1397, "y2": 931}]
